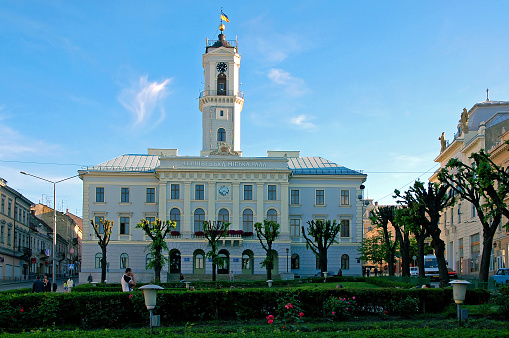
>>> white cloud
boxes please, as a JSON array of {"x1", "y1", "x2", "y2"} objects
[
  {"x1": 267, "y1": 68, "x2": 308, "y2": 97},
  {"x1": 118, "y1": 76, "x2": 172, "y2": 128},
  {"x1": 290, "y1": 114, "x2": 317, "y2": 131}
]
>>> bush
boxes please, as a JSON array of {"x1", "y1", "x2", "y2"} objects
[
  {"x1": 494, "y1": 293, "x2": 509, "y2": 319},
  {"x1": 323, "y1": 295, "x2": 357, "y2": 320},
  {"x1": 391, "y1": 296, "x2": 419, "y2": 318}
]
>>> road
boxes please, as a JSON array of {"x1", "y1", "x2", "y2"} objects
[{"x1": 0, "y1": 277, "x2": 80, "y2": 292}]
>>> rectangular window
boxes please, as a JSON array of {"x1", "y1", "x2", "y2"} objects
[
  {"x1": 95, "y1": 254, "x2": 102, "y2": 269},
  {"x1": 94, "y1": 216, "x2": 105, "y2": 234},
  {"x1": 450, "y1": 206, "x2": 454, "y2": 226},
  {"x1": 457, "y1": 204, "x2": 461, "y2": 223},
  {"x1": 8, "y1": 199, "x2": 12, "y2": 217},
  {"x1": 121, "y1": 188, "x2": 130, "y2": 203},
  {"x1": 146, "y1": 216, "x2": 156, "y2": 224},
  {"x1": 171, "y1": 184, "x2": 180, "y2": 200},
  {"x1": 0, "y1": 225, "x2": 4, "y2": 243},
  {"x1": 120, "y1": 217, "x2": 130, "y2": 235},
  {"x1": 316, "y1": 190, "x2": 325, "y2": 205},
  {"x1": 340, "y1": 219, "x2": 350, "y2": 237},
  {"x1": 471, "y1": 203, "x2": 476, "y2": 218},
  {"x1": 459, "y1": 238, "x2": 464, "y2": 274},
  {"x1": 290, "y1": 219, "x2": 300, "y2": 237},
  {"x1": 290, "y1": 189, "x2": 299, "y2": 205},
  {"x1": 268, "y1": 185, "x2": 277, "y2": 201},
  {"x1": 470, "y1": 233, "x2": 480, "y2": 272},
  {"x1": 195, "y1": 184, "x2": 204, "y2": 200},
  {"x1": 244, "y1": 185, "x2": 253, "y2": 200},
  {"x1": 7, "y1": 228, "x2": 11, "y2": 246},
  {"x1": 146, "y1": 188, "x2": 155, "y2": 203},
  {"x1": 96, "y1": 187, "x2": 105, "y2": 203},
  {"x1": 195, "y1": 255, "x2": 204, "y2": 269},
  {"x1": 1, "y1": 195, "x2": 4, "y2": 214},
  {"x1": 14, "y1": 205, "x2": 18, "y2": 221},
  {"x1": 340, "y1": 190, "x2": 349, "y2": 205}
]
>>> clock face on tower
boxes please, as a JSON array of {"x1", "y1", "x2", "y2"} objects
[
  {"x1": 218, "y1": 185, "x2": 230, "y2": 196},
  {"x1": 216, "y1": 62, "x2": 228, "y2": 73}
]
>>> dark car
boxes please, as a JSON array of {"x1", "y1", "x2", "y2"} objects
[{"x1": 447, "y1": 268, "x2": 458, "y2": 279}]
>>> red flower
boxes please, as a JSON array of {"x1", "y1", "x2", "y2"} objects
[
  {"x1": 268, "y1": 319, "x2": 273, "y2": 324},
  {"x1": 266, "y1": 314, "x2": 274, "y2": 320},
  {"x1": 129, "y1": 294, "x2": 133, "y2": 299},
  {"x1": 20, "y1": 308, "x2": 24, "y2": 313},
  {"x1": 332, "y1": 311, "x2": 335, "y2": 315},
  {"x1": 299, "y1": 312, "x2": 304, "y2": 317}
]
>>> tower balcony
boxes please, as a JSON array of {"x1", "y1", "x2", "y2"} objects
[{"x1": 199, "y1": 90, "x2": 244, "y2": 99}]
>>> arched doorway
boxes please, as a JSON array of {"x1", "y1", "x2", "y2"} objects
[
  {"x1": 242, "y1": 250, "x2": 254, "y2": 275},
  {"x1": 169, "y1": 249, "x2": 181, "y2": 274},
  {"x1": 217, "y1": 249, "x2": 230, "y2": 274},
  {"x1": 193, "y1": 250, "x2": 205, "y2": 275}
]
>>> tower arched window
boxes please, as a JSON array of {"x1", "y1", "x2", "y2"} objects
[
  {"x1": 217, "y1": 73, "x2": 226, "y2": 95},
  {"x1": 217, "y1": 128, "x2": 226, "y2": 142}
]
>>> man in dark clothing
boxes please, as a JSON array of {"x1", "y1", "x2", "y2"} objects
[{"x1": 32, "y1": 276, "x2": 45, "y2": 293}]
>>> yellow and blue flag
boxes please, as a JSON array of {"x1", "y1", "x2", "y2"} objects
[{"x1": 221, "y1": 12, "x2": 230, "y2": 23}]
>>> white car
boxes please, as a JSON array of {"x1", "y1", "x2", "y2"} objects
[{"x1": 410, "y1": 267, "x2": 418, "y2": 277}]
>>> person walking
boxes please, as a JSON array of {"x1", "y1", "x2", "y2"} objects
[
  {"x1": 32, "y1": 276, "x2": 45, "y2": 293},
  {"x1": 229, "y1": 270, "x2": 234, "y2": 282}
]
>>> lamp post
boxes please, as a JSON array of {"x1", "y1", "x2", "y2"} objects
[
  {"x1": 20, "y1": 171, "x2": 79, "y2": 288},
  {"x1": 449, "y1": 280, "x2": 470, "y2": 326},
  {"x1": 140, "y1": 284, "x2": 164, "y2": 334}
]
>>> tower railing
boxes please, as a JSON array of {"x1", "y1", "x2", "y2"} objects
[{"x1": 199, "y1": 90, "x2": 244, "y2": 99}]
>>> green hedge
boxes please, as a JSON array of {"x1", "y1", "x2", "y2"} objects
[{"x1": 0, "y1": 286, "x2": 488, "y2": 332}]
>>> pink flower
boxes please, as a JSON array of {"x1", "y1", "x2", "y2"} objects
[
  {"x1": 268, "y1": 319, "x2": 273, "y2": 324},
  {"x1": 129, "y1": 294, "x2": 133, "y2": 299},
  {"x1": 285, "y1": 303, "x2": 293, "y2": 309},
  {"x1": 299, "y1": 312, "x2": 304, "y2": 317},
  {"x1": 20, "y1": 308, "x2": 24, "y2": 313},
  {"x1": 266, "y1": 314, "x2": 274, "y2": 320},
  {"x1": 352, "y1": 296, "x2": 356, "y2": 300},
  {"x1": 384, "y1": 310, "x2": 388, "y2": 315},
  {"x1": 332, "y1": 311, "x2": 336, "y2": 315},
  {"x1": 346, "y1": 308, "x2": 349, "y2": 311}
]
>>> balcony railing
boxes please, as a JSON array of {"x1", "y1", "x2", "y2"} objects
[{"x1": 199, "y1": 90, "x2": 244, "y2": 99}]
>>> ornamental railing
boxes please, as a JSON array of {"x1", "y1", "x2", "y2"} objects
[{"x1": 199, "y1": 90, "x2": 244, "y2": 99}]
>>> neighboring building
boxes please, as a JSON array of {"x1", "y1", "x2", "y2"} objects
[
  {"x1": 79, "y1": 25, "x2": 367, "y2": 283},
  {"x1": 430, "y1": 99, "x2": 509, "y2": 277},
  {"x1": 31, "y1": 204, "x2": 81, "y2": 277},
  {"x1": 28, "y1": 212, "x2": 54, "y2": 277},
  {"x1": 0, "y1": 177, "x2": 33, "y2": 280}
]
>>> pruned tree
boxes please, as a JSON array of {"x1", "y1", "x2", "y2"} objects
[
  {"x1": 393, "y1": 207, "x2": 415, "y2": 277},
  {"x1": 394, "y1": 180, "x2": 454, "y2": 287},
  {"x1": 370, "y1": 206, "x2": 398, "y2": 276},
  {"x1": 135, "y1": 218, "x2": 175, "y2": 283},
  {"x1": 358, "y1": 228, "x2": 391, "y2": 267},
  {"x1": 301, "y1": 219, "x2": 341, "y2": 274},
  {"x1": 203, "y1": 220, "x2": 229, "y2": 281},
  {"x1": 90, "y1": 218, "x2": 114, "y2": 283},
  {"x1": 438, "y1": 149, "x2": 509, "y2": 282},
  {"x1": 254, "y1": 219, "x2": 280, "y2": 280}
]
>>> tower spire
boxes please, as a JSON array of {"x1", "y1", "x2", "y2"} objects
[{"x1": 486, "y1": 88, "x2": 490, "y2": 101}]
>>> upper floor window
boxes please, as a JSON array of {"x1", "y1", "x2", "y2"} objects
[
  {"x1": 121, "y1": 188, "x2": 130, "y2": 203},
  {"x1": 170, "y1": 208, "x2": 181, "y2": 232},
  {"x1": 146, "y1": 188, "x2": 155, "y2": 203},
  {"x1": 268, "y1": 185, "x2": 277, "y2": 201},
  {"x1": 267, "y1": 209, "x2": 278, "y2": 222},
  {"x1": 316, "y1": 190, "x2": 325, "y2": 205},
  {"x1": 7, "y1": 199, "x2": 12, "y2": 217},
  {"x1": 120, "y1": 216, "x2": 130, "y2": 235},
  {"x1": 290, "y1": 190, "x2": 299, "y2": 205},
  {"x1": 171, "y1": 184, "x2": 180, "y2": 200},
  {"x1": 194, "y1": 208, "x2": 205, "y2": 232},
  {"x1": 244, "y1": 185, "x2": 253, "y2": 200},
  {"x1": 195, "y1": 184, "x2": 204, "y2": 200},
  {"x1": 218, "y1": 208, "x2": 229, "y2": 225},
  {"x1": 340, "y1": 219, "x2": 350, "y2": 237},
  {"x1": 242, "y1": 209, "x2": 253, "y2": 232},
  {"x1": 290, "y1": 219, "x2": 300, "y2": 237},
  {"x1": 94, "y1": 216, "x2": 105, "y2": 234},
  {"x1": 340, "y1": 190, "x2": 350, "y2": 205},
  {"x1": 96, "y1": 187, "x2": 105, "y2": 203},
  {"x1": 217, "y1": 128, "x2": 226, "y2": 142}
]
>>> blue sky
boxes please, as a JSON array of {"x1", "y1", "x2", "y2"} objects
[{"x1": 1, "y1": 1, "x2": 509, "y2": 217}]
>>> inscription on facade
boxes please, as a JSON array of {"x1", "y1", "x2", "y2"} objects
[{"x1": 181, "y1": 160, "x2": 268, "y2": 168}]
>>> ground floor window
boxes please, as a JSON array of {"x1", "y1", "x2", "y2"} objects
[{"x1": 341, "y1": 254, "x2": 349, "y2": 270}]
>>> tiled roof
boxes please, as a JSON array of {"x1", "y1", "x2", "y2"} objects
[
  {"x1": 87, "y1": 154, "x2": 159, "y2": 172},
  {"x1": 288, "y1": 157, "x2": 364, "y2": 175}
]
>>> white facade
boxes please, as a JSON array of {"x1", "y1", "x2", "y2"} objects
[{"x1": 79, "y1": 27, "x2": 367, "y2": 283}]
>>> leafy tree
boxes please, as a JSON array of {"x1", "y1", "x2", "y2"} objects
[
  {"x1": 90, "y1": 218, "x2": 114, "y2": 283},
  {"x1": 254, "y1": 219, "x2": 280, "y2": 280},
  {"x1": 135, "y1": 218, "x2": 175, "y2": 283},
  {"x1": 301, "y1": 219, "x2": 341, "y2": 274},
  {"x1": 394, "y1": 180, "x2": 454, "y2": 287},
  {"x1": 438, "y1": 149, "x2": 509, "y2": 282},
  {"x1": 370, "y1": 206, "x2": 398, "y2": 276},
  {"x1": 203, "y1": 220, "x2": 229, "y2": 281},
  {"x1": 358, "y1": 228, "x2": 391, "y2": 267}
]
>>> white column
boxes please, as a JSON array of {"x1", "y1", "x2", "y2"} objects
[
  {"x1": 183, "y1": 182, "x2": 191, "y2": 234},
  {"x1": 158, "y1": 181, "x2": 167, "y2": 221},
  {"x1": 280, "y1": 182, "x2": 289, "y2": 235},
  {"x1": 256, "y1": 183, "x2": 264, "y2": 222},
  {"x1": 232, "y1": 183, "x2": 240, "y2": 229}
]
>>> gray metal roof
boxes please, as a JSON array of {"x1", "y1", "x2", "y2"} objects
[
  {"x1": 288, "y1": 157, "x2": 364, "y2": 175},
  {"x1": 87, "y1": 154, "x2": 363, "y2": 176}
]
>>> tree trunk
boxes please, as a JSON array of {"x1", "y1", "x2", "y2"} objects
[
  {"x1": 432, "y1": 238, "x2": 450, "y2": 287},
  {"x1": 416, "y1": 234, "x2": 426, "y2": 278},
  {"x1": 154, "y1": 248, "x2": 162, "y2": 283},
  {"x1": 479, "y1": 229, "x2": 495, "y2": 283},
  {"x1": 320, "y1": 250, "x2": 328, "y2": 274},
  {"x1": 212, "y1": 262, "x2": 217, "y2": 281},
  {"x1": 267, "y1": 244, "x2": 272, "y2": 280},
  {"x1": 400, "y1": 234, "x2": 411, "y2": 277},
  {"x1": 101, "y1": 245, "x2": 107, "y2": 283}
]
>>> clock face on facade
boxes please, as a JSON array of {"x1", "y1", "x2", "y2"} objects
[
  {"x1": 218, "y1": 185, "x2": 229, "y2": 196},
  {"x1": 216, "y1": 62, "x2": 228, "y2": 73}
]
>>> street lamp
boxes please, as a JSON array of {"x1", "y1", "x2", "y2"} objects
[
  {"x1": 20, "y1": 171, "x2": 80, "y2": 288},
  {"x1": 140, "y1": 284, "x2": 164, "y2": 334}
]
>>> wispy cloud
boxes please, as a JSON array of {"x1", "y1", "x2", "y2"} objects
[
  {"x1": 267, "y1": 68, "x2": 308, "y2": 97},
  {"x1": 118, "y1": 76, "x2": 172, "y2": 128},
  {"x1": 290, "y1": 114, "x2": 317, "y2": 130}
]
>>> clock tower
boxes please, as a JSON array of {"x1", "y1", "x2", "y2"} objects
[{"x1": 199, "y1": 24, "x2": 244, "y2": 156}]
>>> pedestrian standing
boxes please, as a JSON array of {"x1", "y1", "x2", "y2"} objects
[{"x1": 32, "y1": 276, "x2": 45, "y2": 293}]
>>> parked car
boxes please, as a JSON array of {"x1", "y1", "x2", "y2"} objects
[
  {"x1": 410, "y1": 267, "x2": 418, "y2": 277},
  {"x1": 314, "y1": 271, "x2": 336, "y2": 277},
  {"x1": 491, "y1": 268, "x2": 509, "y2": 284},
  {"x1": 447, "y1": 268, "x2": 458, "y2": 279}
]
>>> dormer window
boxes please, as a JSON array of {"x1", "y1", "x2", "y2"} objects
[{"x1": 217, "y1": 128, "x2": 226, "y2": 142}]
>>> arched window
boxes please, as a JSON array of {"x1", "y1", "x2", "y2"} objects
[
  {"x1": 267, "y1": 209, "x2": 278, "y2": 222},
  {"x1": 145, "y1": 254, "x2": 152, "y2": 270},
  {"x1": 218, "y1": 208, "x2": 229, "y2": 224},
  {"x1": 242, "y1": 250, "x2": 253, "y2": 274},
  {"x1": 170, "y1": 250, "x2": 181, "y2": 273},
  {"x1": 341, "y1": 254, "x2": 350, "y2": 270},
  {"x1": 194, "y1": 250, "x2": 205, "y2": 274},
  {"x1": 217, "y1": 128, "x2": 226, "y2": 142},
  {"x1": 242, "y1": 209, "x2": 253, "y2": 232},
  {"x1": 120, "y1": 253, "x2": 129, "y2": 269},
  {"x1": 217, "y1": 73, "x2": 226, "y2": 95},
  {"x1": 170, "y1": 208, "x2": 181, "y2": 232},
  {"x1": 218, "y1": 249, "x2": 230, "y2": 274},
  {"x1": 95, "y1": 253, "x2": 102, "y2": 269},
  {"x1": 194, "y1": 208, "x2": 205, "y2": 232},
  {"x1": 291, "y1": 254, "x2": 300, "y2": 270}
]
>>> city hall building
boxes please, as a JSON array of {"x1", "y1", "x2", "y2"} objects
[{"x1": 79, "y1": 26, "x2": 367, "y2": 283}]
